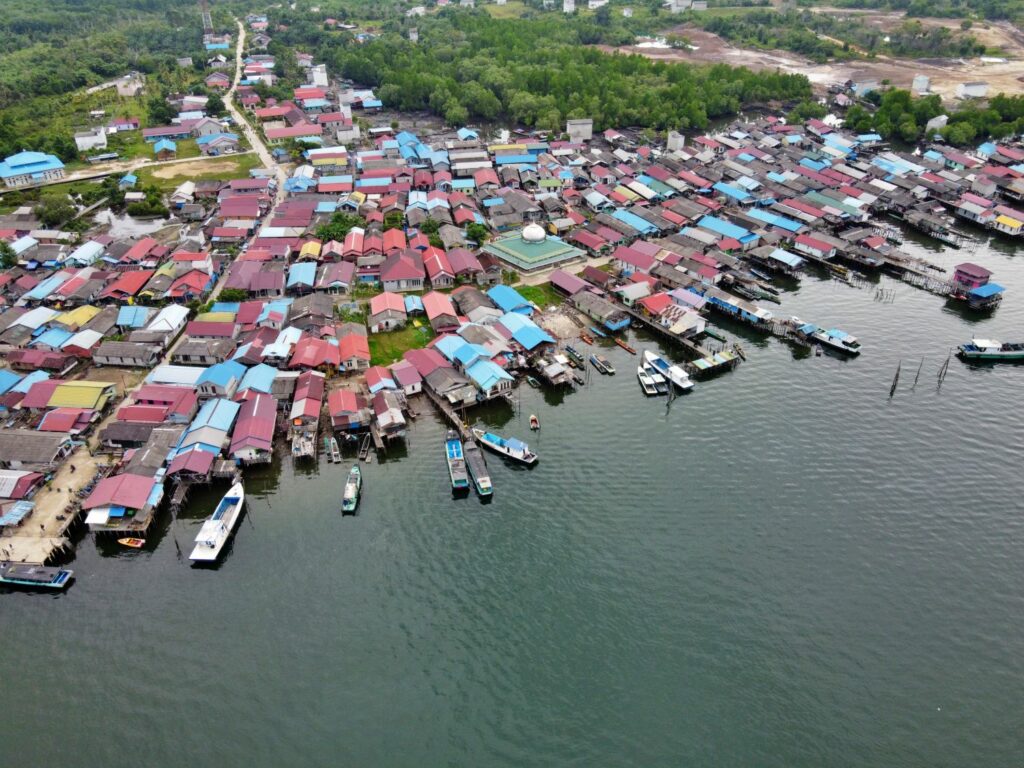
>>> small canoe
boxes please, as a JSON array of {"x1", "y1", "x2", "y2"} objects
[
  {"x1": 526, "y1": 376, "x2": 541, "y2": 388},
  {"x1": 118, "y1": 537, "x2": 145, "y2": 549},
  {"x1": 529, "y1": 414, "x2": 540, "y2": 430},
  {"x1": 580, "y1": 333, "x2": 594, "y2": 345},
  {"x1": 588, "y1": 325, "x2": 608, "y2": 339},
  {"x1": 614, "y1": 338, "x2": 636, "y2": 355}
]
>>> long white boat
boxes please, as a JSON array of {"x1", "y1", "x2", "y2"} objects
[
  {"x1": 190, "y1": 481, "x2": 245, "y2": 563},
  {"x1": 471, "y1": 428, "x2": 538, "y2": 466},
  {"x1": 642, "y1": 350, "x2": 695, "y2": 392}
]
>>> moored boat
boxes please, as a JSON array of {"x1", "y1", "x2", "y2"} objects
[
  {"x1": 580, "y1": 333, "x2": 594, "y2": 345},
  {"x1": 637, "y1": 366, "x2": 659, "y2": 396},
  {"x1": 526, "y1": 376, "x2": 541, "y2": 388},
  {"x1": 190, "y1": 481, "x2": 245, "y2": 563},
  {"x1": 813, "y1": 327, "x2": 862, "y2": 356},
  {"x1": 588, "y1": 325, "x2": 608, "y2": 338},
  {"x1": 471, "y1": 428, "x2": 538, "y2": 465},
  {"x1": 565, "y1": 345, "x2": 585, "y2": 367},
  {"x1": 614, "y1": 338, "x2": 636, "y2": 355},
  {"x1": 118, "y1": 537, "x2": 145, "y2": 549},
  {"x1": 589, "y1": 354, "x2": 608, "y2": 374},
  {"x1": 342, "y1": 465, "x2": 362, "y2": 513},
  {"x1": 957, "y1": 339, "x2": 1024, "y2": 361},
  {"x1": 642, "y1": 350, "x2": 695, "y2": 392},
  {"x1": 641, "y1": 362, "x2": 668, "y2": 394},
  {"x1": 0, "y1": 561, "x2": 73, "y2": 590},
  {"x1": 463, "y1": 441, "x2": 493, "y2": 497},
  {"x1": 596, "y1": 354, "x2": 615, "y2": 375},
  {"x1": 445, "y1": 430, "x2": 470, "y2": 490},
  {"x1": 529, "y1": 414, "x2": 540, "y2": 430}
]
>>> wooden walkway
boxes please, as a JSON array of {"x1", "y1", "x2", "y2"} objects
[{"x1": 422, "y1": 387, "x2": 473, "y2": 441}]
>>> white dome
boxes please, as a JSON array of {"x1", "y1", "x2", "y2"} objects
[{"x1": 522, "y1": 223, "x2": 547, "y2": 243}]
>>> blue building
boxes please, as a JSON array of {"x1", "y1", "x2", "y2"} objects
[{"x1": 0, "y1": 151, "x2": 65, "y2": 188}]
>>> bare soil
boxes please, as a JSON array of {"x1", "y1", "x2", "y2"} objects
[{"x1": 151, "y1": 159, "x2": 240, "y2": 179}]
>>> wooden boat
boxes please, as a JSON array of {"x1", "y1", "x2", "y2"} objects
[
  {"x1": 117, "y1": 537, "x2": 145, "y2": 549},
  {"x1": 463, "y1": 441, "x2": 493, "y2": 497},
  {"x1": 580, "y1": 333, "x2": 594, "y2": 345},
  {"x1": 637, "y1": 366, "x2": 659, "y2": 396},
  {"x1": 341, "y1": 465, "x2": 362, "y2": 513},
  {"x1": 472, "y1": 428, "x2": 538, "y2": 465},
  {"x1": 596, "y1": 354, "x2": 615, "y2": 375},
  {"x1": 322, "y1": 436, "x2": 333, "y2": 461},
  {"x1": 0, "y1": 561, "x2": 73, "y2": 590},
  {"x1": 526, "y1": 376, "x2": 541, "y2": 388},
  {"x1": 572, "y1": 373, "x2": 585, "y2": 386},
  {"x1": 588, "y1": 325, "x2": 608, "y2": 339},
  {"x1": 589, "y1": 354, "x2": 608, "y2": 374},
  {"x1": 957, "y1": 339, "x2": 1024, "y2": 361},
  {"x1": 358, "y1": 433, "x2": 371, "y2": 461},
  {"x1": 564, "y1": 345, "x2": 585, "y2": 367},
  {"x1": 642, "y1": 350, "x2": 694, "y2": 392},
  {"x1": 329, "y1": 436, "x2": 341, "y2": 463},
  {"x1": 705, "y1": 329, "x2": 727, "y2": 343},
  {"x1": 812, "y1": 327, "x2": 862, "y2": 356},
  {"x1": 614, "y1": 338, "x2": 636, "y2": 355},
  {"x1": 529, "y1": 414, "x2": 540, "y2": 430},
  {"x1": 445, "y1": 429, "x2": 470, "y2": 491}
]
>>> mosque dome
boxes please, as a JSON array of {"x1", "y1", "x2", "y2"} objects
[{"x1": 521, "y1": 223, "x2": 547, "y2": 243}]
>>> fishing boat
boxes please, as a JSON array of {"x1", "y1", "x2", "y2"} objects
[
  {"x1": 526, "y1": 376, "x2": 541, "y2": 388},
  {"x1": 957, "y1": 339, "x2": 1024, "y2": 361},
  {"x1": 463, "y1": 441, "x2": 493, "y2": 497},
  {"x1": 341, "y1": 465, "x2": 361, "y2": 513},
  {"x1": 0, "y1": 561, "x2": 73, "y2": 590},
  {"x1": 529, "y1": 414, "x2": 540, "y2": 430},
  {"x1": 329, "y1": 436, "x2": 341, "y2": 464},
  {"x1": 588, "y1": 325, "x2": 608, "y2": 339},
  {"x1": 596, "y1": 354, "x2": 615, "y2": 375},
  {"x1": 589, "y1": 354, "x2": 608, "y2": 374},
  {"x1": 472, "y1": 428, "x2": 538, "y2": 465},
  {"x1": 445, "y1": 429, "x2": 470, "y2": 491},
  {"x1": 641, "y1": 362, "x2": 668, "y2": 394},
  {"x1": 572, "y1": 373, "x2": 586, "y2": 386},
  {"x1": 190, "y1": 481, "x2": 245, "y2": 563},
  {"x1": 614, "y1": 338, "x2": 637, "y2": 355},
  {"x1": 117, "y1": 537, "x2": 145, "y2": 549},
  {"x1": 565, "y1": 345, "x2": 585, "y2": 367},
  {"x1": 812, "y1": 327, "x2": 862, "y2": 356},
  {"x1": 636, "y1": 366, "x2": 659, "y2": 396},
  {"x1": 642, "y1": 350, "x2": 695, "y2": 392},
  {"x1": 580, "y1": 333, "x2": 594, "y2": 345}
]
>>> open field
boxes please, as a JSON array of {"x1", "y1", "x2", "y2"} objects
[
  {"x1": 607, "y1": 14, "x2": 1024, "y2": 99},
  {"x1": 368, "y1": 323, "x2": 433, "y2": 366},
  {"x1": 137, "y1": 152, "x2": 261, "y2": 191}
]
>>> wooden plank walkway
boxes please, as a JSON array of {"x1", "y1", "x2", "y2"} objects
[{"x1": 422, "y1": 387, "x2": 473, "y2": 441}]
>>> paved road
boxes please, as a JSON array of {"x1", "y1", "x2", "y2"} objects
[{"x1": 228, "y1": 19, "x2": 287, "y2": 204}]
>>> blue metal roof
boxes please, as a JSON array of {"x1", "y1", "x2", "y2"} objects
[
  {"x1": 769, "y1": 248, "x2": 806, "y2": 268},
  {"x1": 287, "y1": 262, "x2": 316, "y2": 288},
  {"x1": 434, "y1": 335, "x2": 465, "y2": 362},
  {"x1": 237, "y1": 363, "x2": 277, "y2": 393},
  {"x1": 188, "y1": 396, "x2": 241, "y2": 432},
  {"x1": 712, "y1": 182, "x2": 751, "y2": 202},
  {"x1": 611, "y1": 209, "x2": 657, "y2": 235},
  {"x1": 487, "y1": 285, "x2": 532, "y2": 314},
  {"x1": 746, "y1": 208, "x2": 803, "y2": 233},
  {"x1": 10, "y1": 370, "x2": 47, "y2": 394},
  {"x1": 466, "y1": 359, "x2": 513, "y2": 390},
  {"x1": 25, "y1": 273, "x2": 70, "y2": 301},
  {"x1": 494, "y1": 154, "x2": 536, "y2": 165},
  {"x1": 210, "y1": 302, "x2": 240, "y2": 314},
  {"x1": 117, "y1": 305, "x2": 149, "y2": 328},
  {"x1": 698, "y1": 215, "x2": 754, "y2": 242},
  {"x1": 0, "y1": 151, "x2": 64, "y2": 180},
  {"x1": 31, "y1": 328, "x2": 73, "y2": 349},
  {"x1": 454, "y1": 343, "x2": 489, "y2": 368},
  {"x1": 970, "y1": 282, "x2": 1005, "y2": 298},
  {"x1": 0, "y1": 369, "x2": 21, "y2": 395},
  {"x1": 197, "y1": 360, "x2": 247, "y2": 389},
  {"x1": 404, "y1": 295, "x2": 424, "y2": 313}
]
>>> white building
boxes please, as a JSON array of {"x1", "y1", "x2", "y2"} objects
[
  {"x1": 912, "y1": 74, "x2": 930, "y2": 94},
  {"x1": 566, "y1": 118, "x2": 593, "y2": 143},
  {"x1": 74, "y1": 127, "x2": 108, "y2": 153},
  {"x1": 563, "y1": 0, "x2": 575, "y2": 12},
  {"x1": 956, "y1": 81, "x2": 989, "y2": 99},
  {"x1": 310, "y1": 64, "x2": 329, "y2": 88},
  {"x1": 667, "y1": 130, "x2": 686, "y2": 151},
  {"x1": 408, "y1": 27, "x2": 419, "y2": 42}
]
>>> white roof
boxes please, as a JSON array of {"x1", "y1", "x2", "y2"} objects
[
  {"x1": 0, "y1": 469, "x2": 36, "y2": 497},
  {"x1": 147, "y1": 304, "x2": 189, "y2": 332},
  {"x1": 147, "y1": 365, "x2": 204, "y2": 386},
  {"x1": 61, "y1": 329, "x2": 103, "y2": 350},
  {"x1": 14, "y1": 306, "x2": 58, "y2": 330}
]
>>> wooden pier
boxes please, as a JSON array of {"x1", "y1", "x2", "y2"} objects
[
  {"x1": 619, "y1": 306, "x2": 741, "y2": 376},
  {"x1": 422, "y1": 387, "x2": 473, "y2": 441}
]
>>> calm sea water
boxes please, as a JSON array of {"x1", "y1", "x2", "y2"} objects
[{"x1": 3, "y1": 228, "x2": 1023, "y2": 767}]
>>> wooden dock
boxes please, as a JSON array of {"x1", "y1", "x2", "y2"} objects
[
  {"x1": 620, "y1": 306, "x2": 741, "y2": 377},
  {"x1": 422, "y1": 387, "x2": 473, "y2": 441}
]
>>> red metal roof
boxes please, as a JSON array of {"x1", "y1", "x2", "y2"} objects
[{"x1": 82, "y1": 473, "x2": 153, "y2": 511}]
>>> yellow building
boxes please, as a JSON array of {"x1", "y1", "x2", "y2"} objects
[
  {"x1": 47, "y1": 381, "x2": 117, "y2": 410},
  {"x1": 55, "y1": 305, "x2": 100, "y2": 330}
]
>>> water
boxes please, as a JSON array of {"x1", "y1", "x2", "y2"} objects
[
  {"x1": 92, "y1": 210, "x2": 172, "y2": 239},
  {"x1": 3, "y1": 230, "x2": 1024, "y2": 766}
]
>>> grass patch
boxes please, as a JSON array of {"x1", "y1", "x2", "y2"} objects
[
  {"x1": 135, "y1": 152, "x2": 262, "y2": 192},
  {"x1": 368, "y1": 323, "x2": 433, "y2": 366},
  {"x1": 484, "y1": 1, "x2": 530, "y2": 19},
  {"x1": 516, "y1": 282, "x2": 563, "y2": 309}
]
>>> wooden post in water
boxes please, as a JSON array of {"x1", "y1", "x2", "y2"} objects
[
  {"x1": 889, "y1": 361, "x2": 901, "y2": 399},
  {"x1": 912, "y1": 357, "x2": 924, "y2": 390}
]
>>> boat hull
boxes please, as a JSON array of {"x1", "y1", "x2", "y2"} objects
[
  {"x1": 0, "y1": 563, "x2": 73, "y2": 590},
  {"x1": 190, "y1": 482, "x2": 245, "y2": 562},
  {"x1": 471, "y1": 428, "x2": 538, "y2": 466},
  {"x1": 342, "y1": 467, "x2": 362, "y2": 512}
]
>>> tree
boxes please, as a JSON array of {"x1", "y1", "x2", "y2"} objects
[
  {"x1": 0, "y1": 241, "x2": 17, "y2": 269},
  {"x1": 206, "y1": 93, "x2": 225, "y2": 115},
  {"x1": 218, "y1": 288, "x2": 250, "y2": 303},
  {"x1": 35, "y1": 196, "x2": 76, "y2": 228},
  {"x1": 383, "y1": 210, "x2": 404, "y2": 231},
  {"x1": 316, "y1": 212, "x2": 365, "y2": 242},
  {"x1": 465, "y1": 222, "x2": 490, "y2": 245},
  {"x1": 148, "y1": 94, "x2": 176, "y2": 125}
]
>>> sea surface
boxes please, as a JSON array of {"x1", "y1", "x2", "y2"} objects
[{"x1": 3, "y1": 228, "x2": 1023, "y2": 767}]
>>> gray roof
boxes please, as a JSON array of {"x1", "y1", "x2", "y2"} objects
[{"x1": 0, "y1": 429, "x2": 72, "y2": 464}]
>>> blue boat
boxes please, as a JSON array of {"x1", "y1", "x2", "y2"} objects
[
  {"x1": 472, "y1": 428, "x2": 538, "y2": 466},
  {"x1": 445, "y1": 429, "x2": 470, "y2": 490},
  {"x1": 0, "y1": 561, "x2": 73, "y2": 590},
  {"x1": 588, "y1": 325, "x2": 608, "y2": 338}
]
